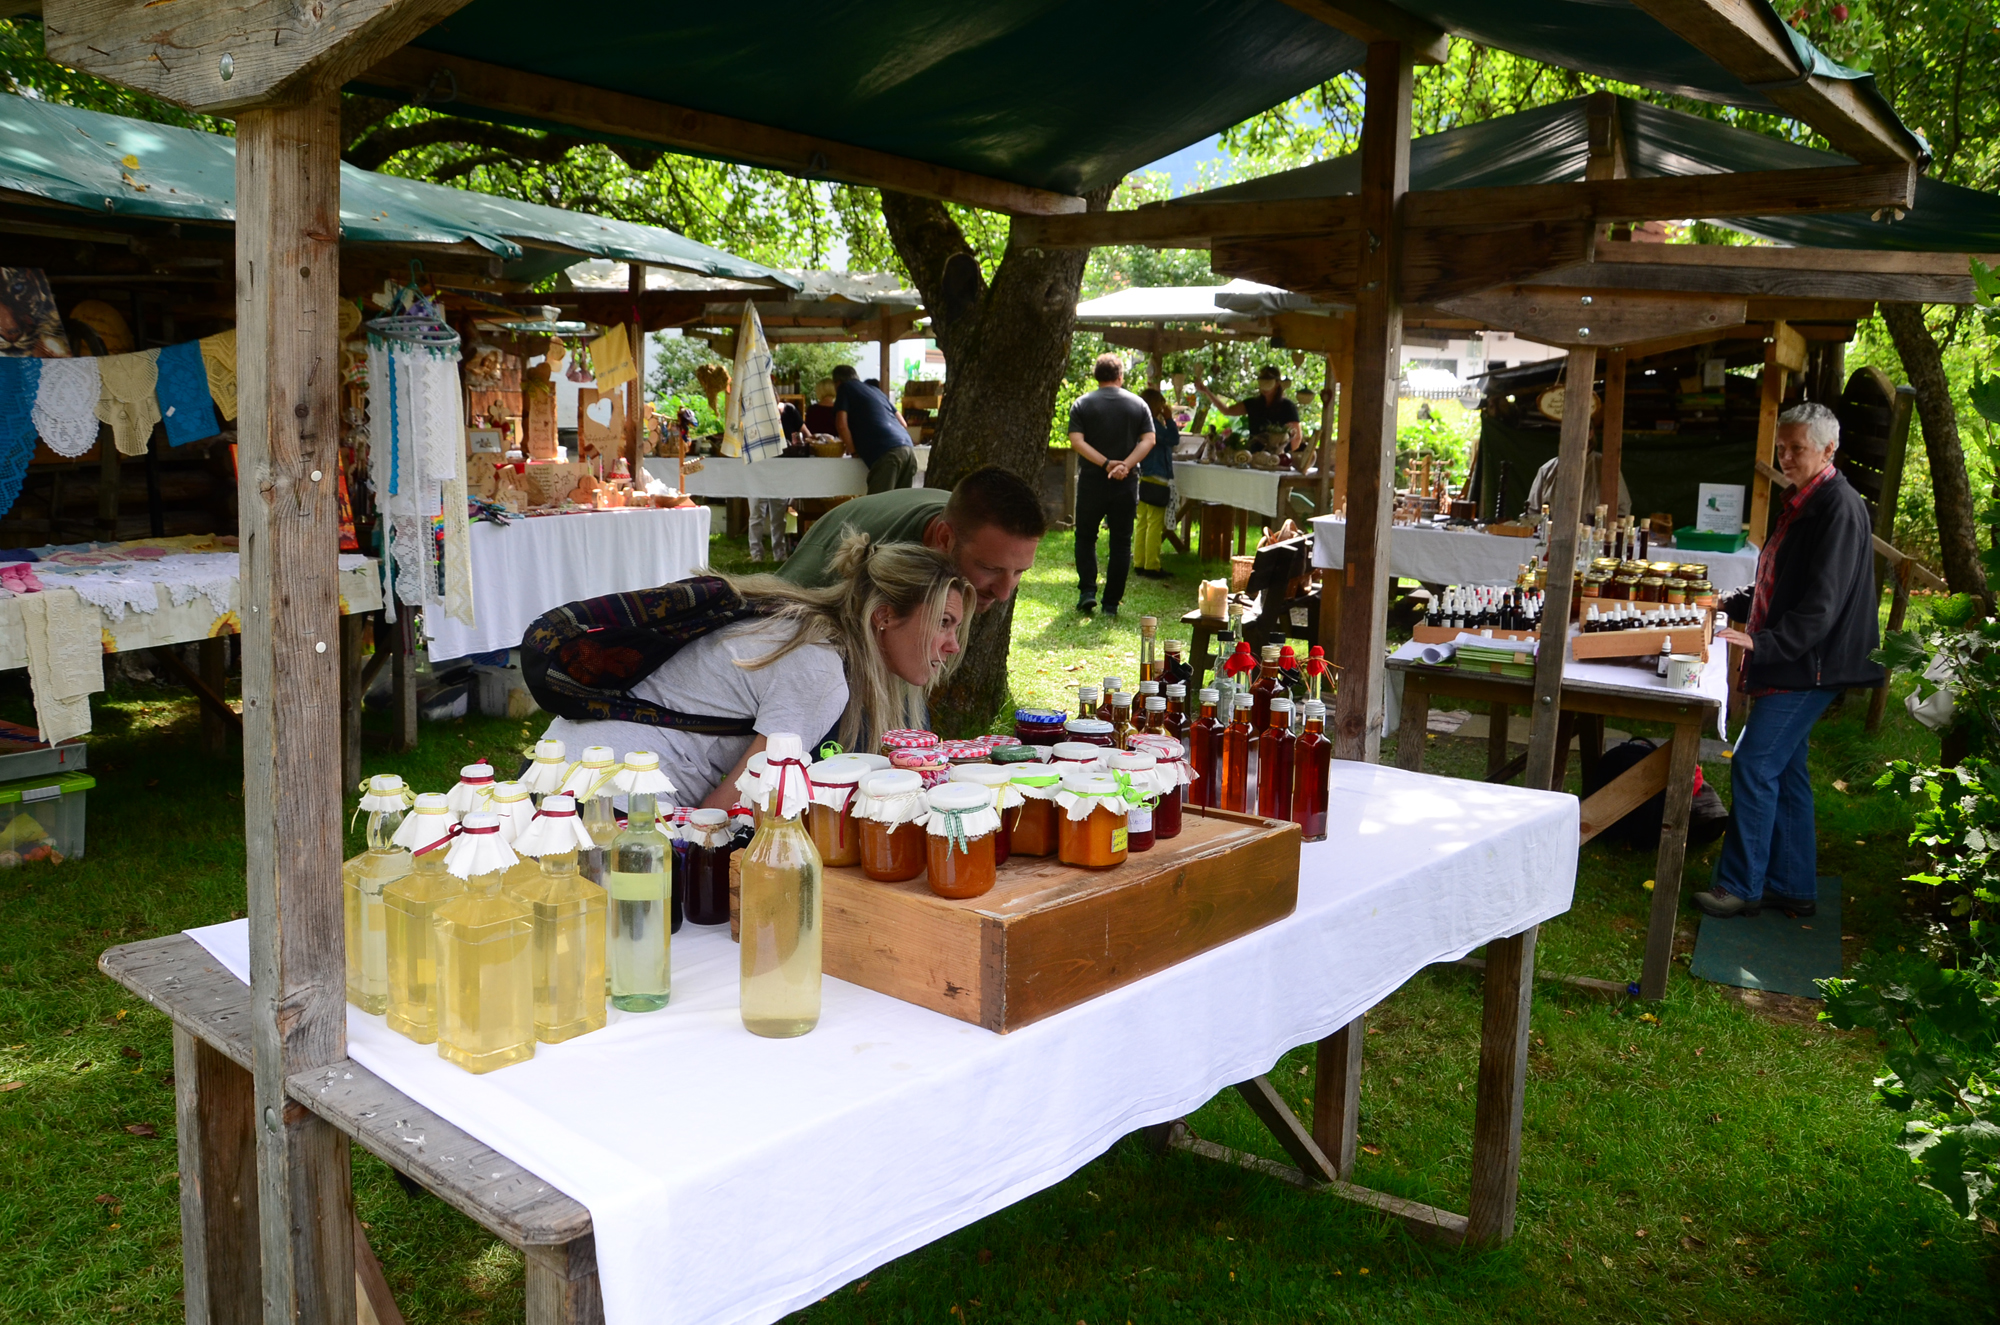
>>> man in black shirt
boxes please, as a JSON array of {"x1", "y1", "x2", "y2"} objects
[
  {"x1": 831, "y1": 363, "x2": 917, "y2": 492},
  {"x1": 1066, "y1": 353, "x2": 1155, "y2": 617},
  {"x1": 1196, "y1": 364, "x2": 1302, "y2": 451}
]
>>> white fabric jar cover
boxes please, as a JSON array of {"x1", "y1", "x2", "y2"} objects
[
  {"x1": 853, "y1": 768, "x2": 929, "y2": 828},
  {"x1": 1054, "y1": 770, "x2": 1135, "y2": 823},
  {"x1": 947, "y1": 762, "x2": 1023, "y2": 809},
  {"x1": 922, "y1": 782, "x2": 1002, "y2": 851}
]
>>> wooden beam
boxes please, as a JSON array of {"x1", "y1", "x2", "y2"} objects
[
  {"x1": 1406, "y1": 163, "x2": 1917, "y2": 230},
  {"x1": 1313, "y1": 1017, "x2": 1364, "y2": 1180},
  {"x1": 236, "y1": 91, "x2": 356, "y2": 1325},
  {"x1": 359, "y1": 47, "x2": 1083, "y2": 217},
  {"x1": 1872, "y1": 533, "x2": 1948, "y2": 592},
  {"x1": 1099, "y1": 326, "x2": 1247, "y2": 356},
  {"x1": 1234, "y1": 1075, "x2": 1338, "y2": 1184},
  {"x1": 1577, "y1": 737, "x2": 1669, "y2": 844},
  {"x1": 1524, "y1": 345, "x2": 1597, "y2": 791},
  {"x1": 1629, "y1": 0, "x2": 1923, "y2": 165},
  {"x1": 1771, "y1": 319, "x2": 1807, "y2": 373},
  {"x1": 1530, "y1": 254, "x2": 1972, "y2": 305},
  {"x1": 1015, "y1": 197, "x2": 1358, "y2": 251},
  {"x1": 1332, "y1": 40, "x2": 1411, "y2": 764},
  {"x1": 1276, "y1": 0, "x2": 1450, "y2": 63},
  {"x1": 1599, "y1": 349, "x2": 1626, "y2": 520},
  {"x1": 1211, "y1": 232, "x2": 1360, "y2": 297},
  {"x1": 174, "y1": 1028, "x2": 262, "y2": 1325},
  {"x1": 1437, "y1": 288, "x2": 1747, "y2": 350},
  {"x1": 1747, "y1": 326, "x2": 1787, "y2": 546},
  {"x1": 1399, "y1": 219, "x2": 1596, "y2": 305},
  {"x1": 44, "y1": 0, "x2": 474, "y2": 113},
  {"x1": 1639, "y1": 724, "x2": 1704, "y2": 1000}
]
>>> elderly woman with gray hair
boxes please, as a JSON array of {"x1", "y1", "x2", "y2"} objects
[{"x1": 1695, "y1": 402, "x2": 1886, "y2": 919}]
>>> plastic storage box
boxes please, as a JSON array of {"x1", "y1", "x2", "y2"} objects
[
  {"x1": 0, "y1": 718, "x2": 85, "y2": 782},
  {"x1": 0, "y1": 769, "x2": 94, "y2": 865},
  {"x1": 1672, "y1": 526, "x2": 1750, "y2": 554}
]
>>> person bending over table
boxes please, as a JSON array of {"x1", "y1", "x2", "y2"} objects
[
  {"x1": 777, "y1": 464, "x2": 1045, "y2": 614},
  {"x1": 1068, "y1": 354, "x2": 1155, "y2": 617},
  {"x1": 1523, "y1": 443, "x2": 1632, "y2": 520},
  {"x1": 543, "y1": 535, "x2": 969, "y2": 810},
  {"x1": 832, "y1": 363, "x2": 917, "y2": 493},
  {"x1": 1695, "y1": 402, "x2": 1884, "y2": 920},
  {"x1": 1195, "y1": 365, "x2": 1302, "y2": 452},
  {"x1": 1134, "y1": 387, "x2": 1180, "y2": 580}
]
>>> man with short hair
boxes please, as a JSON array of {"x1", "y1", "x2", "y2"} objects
[
  {"x1": 1067, "y1": 353, "x2": 1155, "y2": 617},
  {"x1": 831, "y1": 363, "x2": 917, "y2": 493},
  {"x1": 776, "y1": 464, "x2": 1046, "y2": 613},
  {"x1": 1196, "y1": 365, "x2": 1302, "y2": 451}
]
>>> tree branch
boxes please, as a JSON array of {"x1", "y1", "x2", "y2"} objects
[{"x1": 341, "y1": 111, "x2": 662, "y2": 174}]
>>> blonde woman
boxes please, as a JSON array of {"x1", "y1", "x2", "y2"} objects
[{"x1": 534, "y1": 532, "x2": 970, "y2": 808}]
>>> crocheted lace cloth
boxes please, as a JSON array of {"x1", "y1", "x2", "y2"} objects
[
  {"x1": 368, "y1": 339, "x2": 472, "y2": 627},
  {"x1": 0, "y1": 358, "x2": 40, "y2": 519},
  {"x1": 95, "y1": 349, "x2": 161, "y2": 456},
  {"x1": 199, "y1": 331, "x2": 237, "y2": 421},
  {"x1": 33, "y1": 356, "x2": 102, "y2": 458}
]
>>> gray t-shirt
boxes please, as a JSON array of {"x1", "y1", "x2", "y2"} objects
[{"x1": 542, "y1": 618, "x2": 848, "y2": 807}]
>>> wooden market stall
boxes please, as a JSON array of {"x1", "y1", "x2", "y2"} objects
[{"x1": 25, "y1": 1, "x2": 1964, "y2": 1322}]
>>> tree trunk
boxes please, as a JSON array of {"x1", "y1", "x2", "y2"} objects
[
  {"x1": 881, "y1": 187, "x2": 1112, "y2": 735},
  {"x1": 1881, "y1": 301, "x2": 1990, "y2": 606}
]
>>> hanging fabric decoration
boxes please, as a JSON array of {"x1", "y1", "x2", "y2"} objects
[
  {"x1": 32, "y1": 355, "x2": 102, "y2": 457},
  {"x1": 198, "y1": 329, "x2": 237, "y2": 421},
  {"x1": 153, "y1": 340, "x2": 218, "y2": 446},
  {"x1": 0, "y1": 357, "x2": 41, "y2": 520},
  {"x1": 95, "y1": 348, "x2": 161, "y2": 456},
  {"x1": 587, "y1": 323, "x2": 636, "y2": 390},
  {"x1": 367, "y1": 286, "x2": 472, "y2": 628},
  {"x1": 724, "y1": 301, "x2": 784, "y2": 464}
]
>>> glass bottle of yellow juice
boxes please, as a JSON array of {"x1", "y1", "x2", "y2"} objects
[
  {"x1": 609, "y1": 752, "x2": 678, "y2": 1012},
  {"x1": 488, "y1": 780, "x2": 543, "y2": 897},
  {"x1": 445, "y1": 760, "x2": 497, "y2": 815},
  {"x1": 345, "y1": 774, "x2": 412, "y2": 1015},
  {"x1": 738, "y1": 733, "x2": 823, "y2": 1038},
  {"x1": 560, "y1": 745, "x2": 620, "y2": 887},
  {"x1": 507, "y1": 793, "x2": 607, "y2": 1044},
  {"x1": 433, "y1": 812, "x2": 535, "y2": 1073},
  {"x1": 382, "y1": 793, "x2": 463, "y2": 1044}
]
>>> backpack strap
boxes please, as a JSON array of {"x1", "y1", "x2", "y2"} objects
[{"x1": 521, "y1": 576, "x2": 761, "y2": 734}]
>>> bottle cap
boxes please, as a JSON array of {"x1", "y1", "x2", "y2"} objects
[
  {"x1": 1166, "y1": 683, "x2": 1186, "y2": 697},
  {"x1": 1165, "y1": 638, "x2": 1184, "y2": 653},
  {"x1": 1303, "y1": 700, "x2": 1326, "y2": 718},
  {"x1": 1110, "y1": 692, "x2": 1132, "y2": 708},
  {"x1": 1261, "y1": 644, "x2": 1282, "y2": 661},
  {"x1": 1139, "y1": 681, "x2": 1159, "y2": 695},
  {"x1": 1078, "y1": 685, "x2": 1100, "y2": 703},
  {"x1": 1199, "y1": 687, "x2": 1219, "y2": 703},
  {"x1": 688, "y1": 807, "x2": 728, "y2": 826},
  {"x1": 1065, "y1": 718, "x2": 1114, "y2": 736},
  {"x1": 1145, "y1": 696, "x2": 1166, "y2": 711},
  {"x1": 1271, "y1": 697, "x2": 1293, "y2": 713},
  {"x1": 1102, "y1": 676, "x2": 1122, "y2": 692},
  {"x1": 1139, "y1": 615, "x2": 1157, "y2": 631}
]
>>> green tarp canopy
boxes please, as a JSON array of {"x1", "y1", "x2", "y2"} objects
[
  {"x1": 1182, "y1": 93, "x2": 2000, "y2": 253},
  {"x1": 0, "y1": 91, "x2": 799, "y2": 286},
  {"x1": 367, "y1": 0, "x2": 1912, "y2": 198}
]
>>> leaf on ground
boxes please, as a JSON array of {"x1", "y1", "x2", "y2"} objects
[
  {"x1": 1360, "y1": 1144, "x2": 1383, "y2": 1155},
  {"x1": 119, "y1": 1046, "x2": 142, "y2": 1060},
  {"x1": 1681, "y1": 1236, "x2": 1706, "y2": 1250},
  {"x1": 122, "y1": 1123, "x2": 157, "y2": 1137},
  {"x1": 0, "y1": 1081, "x2": 21, "y2": 1091}
]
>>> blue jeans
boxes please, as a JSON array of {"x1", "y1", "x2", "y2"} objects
[{"x1": 1710, "y1": 687, "x2": 1836, "y2": 903}]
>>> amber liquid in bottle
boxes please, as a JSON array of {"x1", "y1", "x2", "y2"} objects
[
  {"x1": 1219, "y1": 699, "x2": 1251, "y2": 813},
  {"x1": 383, "y1": 848, "x2": 463, "y2": 1044},
  {"x1": 515, "y1": 846, "x2": 608, "y2": 1044},
  {"x1": 1292, "y1": 710, "x2": 1332, "y2": 841},
  {"x1": 434, "y1": 868, "x2": 536, "y2": 1074},
  {"x1": 1250, "y1": 658, "x2": 1281, "y2": 737},
  {"x1": 1165, "y1": 686, "x2": 1190, "y2": 756},
  {"x1": 1258, "y1": 713, "x2": 1296, "y2": 821},
  {"x1": 1190, "y1": 694, "x2": 1223, "y2": 810}
]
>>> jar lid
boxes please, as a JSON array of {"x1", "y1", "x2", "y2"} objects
[
  {"x1": 926, "y1": 782, "x2": 992, "y2": 812},
  {"x1": 939, "y1": 739, "x2": 993, "y2": 761},
  {"x1": 1014, "y1": 708, "x2": 1065, "y2": 725},
  {"x1": 1066, "y1": 718, "x2": 1113, "y2": 735},
  {"x1": 862, "y1": 768, "x2": 923, "y2": 797},
  {"x1": 689, "y1": 807, "x2": 728, "y2": 826},
  {"x1": 991, "y1": 744, "x2": 1044, "y2": 765},
  {"x1": 809, "y1": 753, "x2": 876, "y2": 785},
  {"x1": 879, "y1": 729, "x2": 940, "y2": 751},
  {"x1": 1061, "y1": 770, "x2": 1125, "y2": 796},
  {"x1": 1051, "y1": 741, "x2": 1107, "y2": 764},
  {"x1": 1108, "y1": 751, "x2": 1157, "y2": 772},
  {"x1": 985, "y1": 735, "x2": 1022, "y2": 748},
  {"x1": 948, "y1": 763, "x2": 1013, "y2": 787}
]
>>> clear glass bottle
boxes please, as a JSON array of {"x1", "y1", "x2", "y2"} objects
[
  {"x1": 383, "y1": 793, "x2": 464, "y2": 1044},
  {"x1": 345, "y1": 774, "x2": 411, "y2": 1016},
  {"x1": 508, "y1": 794, "x2": 608, "y2": 1044},
  {"x1": 739, "y1": 733, "x2": 823, "y2": 1038},
  {"x1": 559, "y1": 746, "x2": 621, "y2": 887},
  {"x1": 1138, "y1": 615, "x2": 1159, "y2": 684},
  {"x1": 1110, "y1": 691, "x2": 1134, "y2": 750},
  {"x1": 434, "y1": 813, "x2": 536, "y2": 1074},
  {"x1": 609, "y1": 789, "x2": 673, "y2": 1012}
]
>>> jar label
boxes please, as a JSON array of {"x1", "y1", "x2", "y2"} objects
[
  {"x1": 1128, "y1": 806, "x2": 1152, "y2": 834},
  {"x1": 1111, "y1": 825, "x2": 1128, "y2": 854},
  {"x1": 607, "y1": 869, "x2": 669, "y2": 902}
]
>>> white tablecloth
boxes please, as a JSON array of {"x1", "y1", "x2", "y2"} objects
[
  {"x1": 1174, "y1": 462, "x2": 1287, "y2": 518},
  {"x1": 645, "y1": 448, "x2": 930, "y2": 501},
  {"x1": 1312, "y1": 517, "x2": 1759, "y2": 597},
  {"x1": 187, "y1": 763, "x2": 1576, "y2": 1325},
  {"x1": 425, "y1": 507, "x2": 712, "y2": 662}
]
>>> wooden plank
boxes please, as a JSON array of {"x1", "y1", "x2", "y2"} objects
[
  {"x1": 1235, "y1": 1075, "x2": 1338, "y2": 1184},
  {"x1": 1395, "y1": 682, "x2": 1429, "y2": 771},
  {"x1": 1593, "y1": 241, "x2": 1992, "y2": 277},
  {"x1": 1600, "y1": 349, "x2": 1626, "y2": 515},
  {"x1": 1332, "y1": 40, "x2": 1411, "y2": 764},
  {"x1": 175, "y1": 1027, "x2": 262, "y2": 1325},
  {"x1": 340, "y1": 613, "x2": 366, "y2": 794},
  {"x1": 1466, "y1": 925, "x2": 1537, "y2": 1246},
  {"x1": 526, "y1": 1238, "x2": 605, "y2": 1325},
  {"x1": 1016, "y1": 197, "x2": 1358, "y2": 251},
  {"x1": 1747, "y1": 328, "x2": 1786, "y2": 546},
  {"x1": 353, "y1": 1216, "x2": 407, "y2": 1325},
  {"x1": 1437, "y1": 289, "x2": 1745, "y2": 349},
  {"x1": 1628, "y1": 0, "x2": 1922, "y2": 165},
  {"x1": 1400, "y1": 220, "x2": 1596, "y2": 305},
  {"x1": 359, "y1": 47, "x2": 1083, "y2": 218},
  {"x1": 1276, "y1": 0, "x2": 1450, "y2": 63},
  {"x1": 199, "y1": 635, "x2": 230, "y2": 756},
  {"x1": 1866, "y1": 561, "x2": 1912, "y2": 733},
  {"x1": 235, "y1": 93, "x2": 356, "y2": 1325},
  {"x1": 1576, "y1": 740, "x2": 1672, "y2": 844},
  {"x1": 103, "y1": 937, "x2": 257, "y2": 1067},
  {"x1": 1406, "y1": 163, "x2": 1917, "y2": 229},
  {"x1": 1210, "y1": 231, "x2": 1361, "y2": 298},
  {"x1": 1870, "y1": 534, "x2": 1948, "y2": 591},
  {"x1": 1531, "y1": 253, "x2": 1976, "y2": 305},
  {"x1": 1771, "y1": 319, "x2": 1807, "y2": 374},
  {"x1": 1524, "y1": 347, "x2": 1596, "y2": 790},
  {"x1": 1639, "y1": 724, "x2": 1704, "y2": 1001},
  {"x1": 1166, "y1": 1133, "x2": 1469, "y2": 1243},
  {"x1": 155, "y1": 646, "x2": 245, "y2": 735},
  {"x1": 1450, "y1": 955, "x2": 1630, "y2": 1001},
  {"x1": 1312, "y1": 1017, "x2": 1365, "y2": 1180},
  {"x1": 44, "y1": 0, "x2": 475, "y2": 113},
  {"x1": 1384, "y1": 660, "x2": 1719, "y2": 727}
]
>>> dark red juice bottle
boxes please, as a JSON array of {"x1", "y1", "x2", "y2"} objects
[
  {"x1": 1220, "y1": 695, "x2": 1251, "y2": 813},
  {"x1": 1190, "y1": 687, "x2": 1223, "y2": 810},
  {"x1": 1292, "y1": 700, "x2": 1331, "y2": 841},
  {"x1": 1258, "y1": 697, "x2": 1296, "y2": 821}
]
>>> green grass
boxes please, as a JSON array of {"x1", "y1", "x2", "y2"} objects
[{"x1": 0, "y1": 526, "x2": 1993, "y2": 1323}]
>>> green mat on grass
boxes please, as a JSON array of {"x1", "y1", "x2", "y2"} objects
[{"x1": 1688, "y1": 877, "x2": 1841, "y2": 999}]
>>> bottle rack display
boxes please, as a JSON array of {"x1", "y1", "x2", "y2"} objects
[{"x1": 1570, "y1": 598, "x2": 1716, "y2": 663}]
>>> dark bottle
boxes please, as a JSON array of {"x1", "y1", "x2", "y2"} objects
[
  {"x1": 1258, "y1": 697, "x2": 1296, "y2": 821},
  {"x1": 1191, "y1": 687, "x2": 1224, "y2": 810},
  {"x1": 1162, "y1": 639, "x2": 1194, "y2": 690},
  {"x1": 1165, "y1": 683, "x2": 1191, "y2": 756},
  {"x1": 1219, "y1": 694, "x2": 1252, "y2": 813},
  {"x1": 1250, "y1": 644, "x2": 1283, "y2": 737},
  {"x1": 1292, "y1": 700, "x2": 1331, "y2": 841},
  {"x1": 680, "y1": 808, "x2": 737, "y2": 927}
]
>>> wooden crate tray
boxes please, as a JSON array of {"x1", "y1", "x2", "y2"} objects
[
  {"x1": 1571, "y1": 596, "x2": 1713, "y2": 663},
  {"x1": 734, "y1": 807, "x2": 1300, "y2": 1033}
]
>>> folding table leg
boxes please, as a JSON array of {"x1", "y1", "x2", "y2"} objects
[
  {"x1": 1395, "y1": 684, "x2": 1429, "y2": 771},
  {"x1": 1486, "y1": 701, "x2": 1510, "y2": 778},
  {"x1": 391, "y1": 615, "x2": 418, "y2": 753},
  {"x1": 1233, "y1": 1076, "x2": 1335, "y2": 1184},
  {"x1": 1313, "y1": 1016, "x2": 1364, "y2": 1180},
  {"x1": 175, "y1": 1028, "x2": 261, "y2": 1325},
  {"x1": 340, "y1": 614, "x2": 365, "y2": 793},
  {"x1": 1466, "y1": 925, "x2": 1537, "y2": 1247},
  {"x1": 199, "y1": 637, "x2": 229, "y2": 756},
  {"x1": 1638, "y1": 721, "x2": 1704, "y2": 1000},
  {"x1": 526, "y1": 1237, "x2": 603, "y2": 1325}
]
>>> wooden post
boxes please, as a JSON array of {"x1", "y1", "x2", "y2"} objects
[
  {"x1": 1599, "y1": 350, "x2": 1626, "y2": 511},
  {"x1": 1313, "y1": 1016, "x2": 1364, "y2": 1180},
  {"x1": 1331, "y1": 40, "x2": 1412, "y2": 764},
  {"x1": 1871, "y1": 385, "x2": 1916, "y2": 596},
  {"x1": 1331, "y1": 344, "x2": 1354, "y2": 514},
  {"x1": 97, "y1": 426, "x2": 121, "y2": 539},
  {"x1": 1314, "y1": 350, "x2": 1336, "y2": 514},
  {"x1": 1746, "y1": 324, "x2": 1789, "y2": 547},
  {"x1": 1466, "y1": 925, "x2": 1537, "y2": 1246},
  {"x1": 1638, "y1": 721, "x2": 1704, "y2": 1000},
  {"x1": 626, "y1": 262, "x2": 646, "y2": 481},
  {"x1": 340, "y1": 613, "x2": 366, "y2": 794},
  {"x1": 175, "y1": 1028, "x2": 261, "y2": 1325},
  {"x1": 200, "y1": 635, "x2": 229, "y2": 757},
  {"x1": 390, "y1": 615, "x2": 418, "y2": 753},
  {"x1": 878, "y1": 316, "x2": 893, "y2": 390},
  {"x1": 1523, "y1": 346, "x2": 1597, "y2": 790},
  {"x1": 1866, "y1": 560, "x2": 1913, "y2": 733},
  {"x1": 235, "y1": 92, "x2": 356, "y2": 1325}
]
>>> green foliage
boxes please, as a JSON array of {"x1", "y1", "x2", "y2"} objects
[
  {"x1": 1872, "y1": 758, "x2": 2000, "y2": 949},
  {"x1": 1821, "y1": 959, "x2": 2000, "y2": 1219}
]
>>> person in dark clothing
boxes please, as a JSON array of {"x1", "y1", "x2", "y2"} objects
[
  {"x1": 1195, "y1": 364, "x2": 1302, "y2": 451},
  {"x1": 1695, "y1": 402, "x2": 1885, "y2": 919},
  {"x1": 1066, "y1": 354, "x2": 1155, "y2": 617},
  {"x1": 1133, "y1": 387, "x2": 1180, "y2": 579},
  {"x1": 804, "y1": 378, "x2": 839, "y2": 436},
  {"x1": 832, "y1": 363, "x2": 916, "y2": 492}
]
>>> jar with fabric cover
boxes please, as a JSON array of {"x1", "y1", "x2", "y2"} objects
[
  {"x1": 947, "y1": 763, "x2": 1021, "y2": 865},
  {"x1": 738, "y1": 734, "x2": 823, "y2": 1038},
  {"x1": 382, "y1": 792, "x2": 463, "y2": 1044},
  {"x1": 506, "y1": 791, "x2": 608, "y2": 1044},
  {"x1": 1051, "y1": 741, "x2": 1108, "y2": 774},
  {"x1": 432, "y1": 812, "x2": 535, "y2": 1073},
  {"x1": 879, "y1": 728, "x2": 940, "y2": 758},
  {"x1": 888, "y1": 747, "x2": 951, "y2": 788},
  {"x1": 922, "y1": 783, "x2": 1002, "y2": 900},
  {"x1": 1127, "y1": 734, "x2": 1191, "y2": 840},
  {"x1": 445, "y1": 761, "x2": 496, "y2": 815},
  {"x1": 1064, "y1": 718, "x2": 1115, "y2": 748},
  {"x1": 347, "y1": 774, "x2": 414, "y2": 1016},
  {"x1": 1055, "y1": 770, "x2": 1132, "y2": 869},
  {"x1": 853, "y1": 768, "x2": 930, "y2": 882},
  {"x1": 1107, "y1": 750, "x2": 1170, "y2": 852},
  {"x1": 1014, "y1": 709, "x2": 1066, "y2": 746},
  {"x1": 679, "y1": 808, "x2": 736, "y2": 926},
  {"x1": 805, "y1": 753, "x2": 878, "y2": 868},
  {"x1": 990, "y1": 743, "x2": 1046, "y2": 767},
  {"x1": 1008, "y1": 765, "x2": 1064, "y2": 857}
]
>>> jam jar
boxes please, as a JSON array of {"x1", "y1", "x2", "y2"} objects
[
  {"x1": 1057, "y1": 771, "x2": 1129, "y2": 869},
  {"x1": 1064, "y1": 718, "x2": 1115, "y2": 748},
  {"x1": 1008, "y1": 766, "x2": 1064, "y2": 857},
  {"x1": 804, "y1": 753, "x2": 875, "y2": 869},
  {"x1": 1014, "y1": 708, "x2": 1067, "y2": 747},
  {"x1": 922, "y1": 783, "x2": 1000, "y2": 900},
  {"x1": 879, "y1": 728, "x2": 940, "y2": 759},
  {"x1": 679, "y1": 808, "x2": 736, "y2": 926},
  {"x1": 947, "y1": 763, "x2": 1019, "y2": 865},
  {"x1": 854, "y1": 769, "x2": 928, "y2": 882},
  {"x1": 1051, "y1": 741, "x2": 1107, "y2": 775},
  {"x1": 1106, "y1": 750, "x2": 1160, "y2": 852}
]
